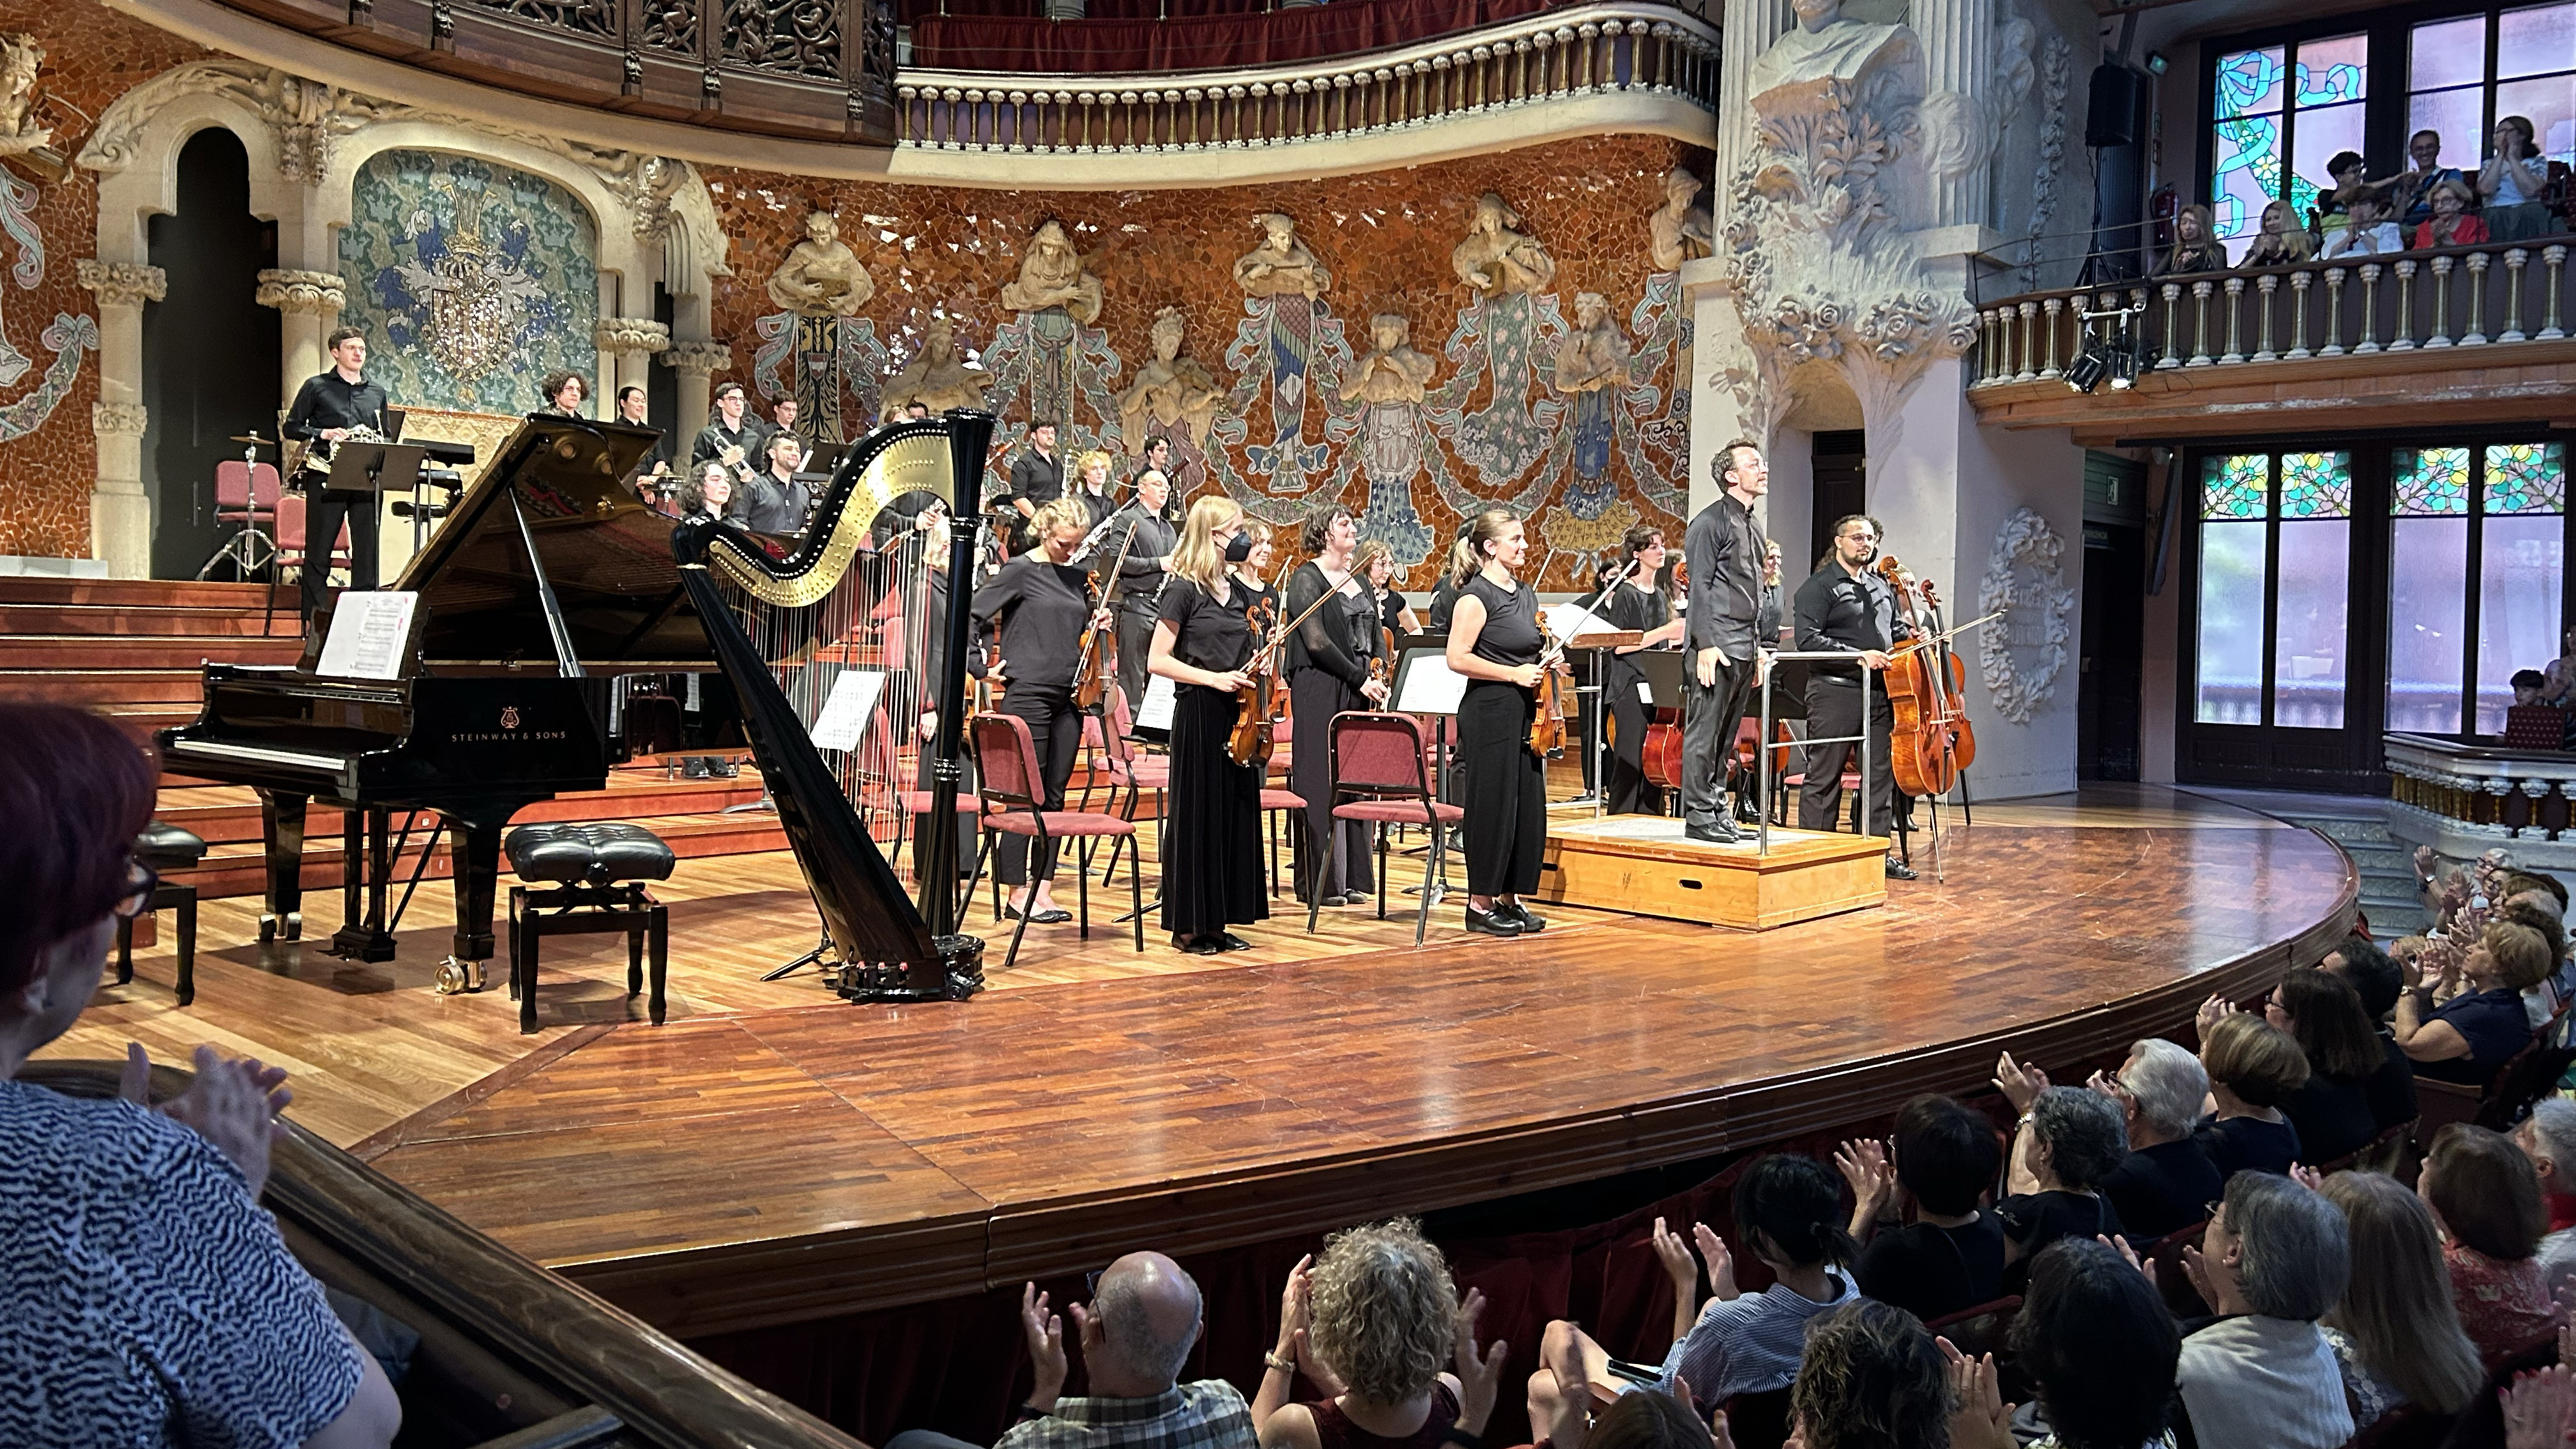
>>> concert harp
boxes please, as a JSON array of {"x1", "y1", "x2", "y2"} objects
[{"x1": 673, "y1": 410, "x2": 996, "y2": 1003}]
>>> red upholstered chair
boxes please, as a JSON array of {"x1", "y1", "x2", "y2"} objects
[
  {"x1": 1304, "y1": 712, "x2": 1464, "y2": 946},
  {"x1": 1090, "y1": 685, "x2": 1169, "y2": 885},
  {"x1": 267, "y1": 489, "x2": 351, "y2": 634},
  {"x1": 968, "y1": 710, "x2": 1141, "y2": 969},
  {"x1": 198, "y1": 459, "x2": 281, "y2": 583}
]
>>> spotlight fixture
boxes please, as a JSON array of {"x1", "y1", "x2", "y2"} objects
[{"x1": 2064, "y1": 342, "x2": 2112, "y2": 394}]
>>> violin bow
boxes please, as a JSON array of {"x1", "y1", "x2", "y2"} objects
[{"x1": 1883, "y1": 609, "x2": 2007, "y2": 659}]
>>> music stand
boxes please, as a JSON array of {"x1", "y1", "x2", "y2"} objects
[
  {"x1": 1555, "y1": 620, "x2": 1641, "y2": 820},
  {"x1": 1390, "y1": 638, "x2": 1464, "y2": 905},
  {"x1": 323, "y1": 441, "x2": 429, "y2": 495},
  {"x1": 1625, "y1": 647, "x2": 1686, "y2": 816}
]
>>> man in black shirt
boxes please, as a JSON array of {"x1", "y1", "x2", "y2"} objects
[
  {"x1": 737, "y1": 432, "x2": 813, "y2": 535},
  {"x1": 1793, "y1": 513, "x2": 1913, "y2": 875},
  {"x1": 691, "y1": 381, "x2": 768, "y2": 484},
  {"x1": 615, "y1": 385, "x2": 675, "y2": 505},
  {"x1": 280, "y1": 326, "x2": 392, "y2": 623},
  {"x1": 1103, "y1": 466, "x2": 1178, "y2": 719},
  {"x1": 1008, "y1": 422, "x2": 1063, "y2": 521},
  {"x1": 1680, "y1": 440, "x2": 1782, "y2": 844}
]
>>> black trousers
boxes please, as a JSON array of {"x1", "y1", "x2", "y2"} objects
[
  {"x1": 1604, "y1": 673, "x2": 1661, "y2": 816},
  {"x1": 1114, "y1": 610, "x2": 1157, "y2": 724},
  {"x1": 995, "y1": 682, "x2": 1080, "y2": 886},
  {"x1": 1458, "y1": 680, "x2": 1544, "y2": 897},
  {"x1": 1681, "y1": 652, "x2": 1759, "y2": 830},
  {"x1": 299, "y1": 484, "x2": 381, "y2": 620},
  {"x1": 1163, "y1": 687, "x2": 1268, "y2": 937},
  {"x1": 1798, "y1": 677, "x2": 1896, "y2": 836},
  {"x1": 1289, "y1": 668, "x2": 1373, "y2": 901}
]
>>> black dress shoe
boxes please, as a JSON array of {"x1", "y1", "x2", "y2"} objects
[
  {"x1": 1005, "y1": 904, "x2": 1074, "y2": 924},
  {"x1": 1885, "y1": 855, "x2": 1919, "y2": 881},
  {"x1": 1500, "y1": 901, "x2": 1547, "y2": 933},
  {"x1": 1464, "y1": 907, "x2": 1523, "y2": 937},
  {"x1": 1220, "y1": 932, "x2": 1254, "y2": 951},
  {"x1": 1685, "y1": 816, "x2": 1740, "y2": 845},
  {"x1": 1183, "y1": 934, "x2": 1227, "y2": 955},
  {"x1": 683, "y1": 756, "x2": 710, "y2": 779}
]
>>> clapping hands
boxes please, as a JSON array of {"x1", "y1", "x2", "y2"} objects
[
  {"x1": 120, "y1": 1043, "x2": 291, "y2": 1199},
  {"x1": 1992, "y1": 1050, "x2": 2049, "y2": 1114},
  {"x1": 1452, "y1": 1287, "x2": 1508, "y2": 1438},
  {"x1": 1834, "y1": 1137, "x2": 1897, "y2": 1226},
  {"x1": 1650, "y1": 1215, "x2": 1737, "y2": 1303},
  {"x1": 2502, "y1": 1364, "x2": 2576, "y2": 1449},
  {"x1": 1937, "y1": 1339, "x2": 2016, "y2": 1449}
]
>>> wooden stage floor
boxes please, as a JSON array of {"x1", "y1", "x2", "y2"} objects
[{"x1": 44, "y1": 784, "x2": 2356, "y2": 1338}]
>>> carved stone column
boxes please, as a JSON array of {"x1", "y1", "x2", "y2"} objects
[
  {"x1": 77, "y1": 260, "x2": 166, "y2": 578},
  {"x1": 594, "y1": 318, "x2": 671, "y2": 420},
  {"x1": 255, "y1": 268, "x2": 347, "y2": 410},
  {"x1": 662, "y1": 340, "x2": 731, "y2": 439},
  {"x1": 1912, "y1": 0, "x2": 1995, "y2": 231}
]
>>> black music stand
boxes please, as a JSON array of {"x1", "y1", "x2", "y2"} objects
[
  {"x1": 1390, "y1": 638, "x2": 1464, "y2": 906},
  {"x1": 323, "y1": 440, "x2": 429, "y2": 496},
  {"x1": 1631, "y1": 648, "x2": 1685, "y2": 815}
]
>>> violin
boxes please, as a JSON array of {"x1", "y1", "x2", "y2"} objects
[
  {"x1": 1528, "y1": 615, "x2": 1570, "y2": 758},
  {"x1": 1072, "y1": 580, "x2": 1115, "y2": 712},
  {"x1": 1227, "y1": 594, "x2": 1286, "y2": 768},
  {"x1": 1872, "y1": 553, "x2": 1979, "y2": 799}
]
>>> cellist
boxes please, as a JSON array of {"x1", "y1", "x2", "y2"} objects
[
  {"x1": 1148, "y1": 496, "x2": 1269, "y2": 954},
  {"x1": 1790, "y1": 513, "x2": 1915, "y2": 879}
]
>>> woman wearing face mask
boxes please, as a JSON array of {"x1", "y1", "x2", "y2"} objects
[
  {"x1": 1149, "y1": 496, "x2": 1269, "y2": 954},
  {"x1": 1284, "y1": 507, "x2": 1391, "y2": 908}
]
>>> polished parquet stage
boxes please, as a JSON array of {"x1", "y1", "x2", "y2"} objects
[{"x1": 46, "y1": 784, "x2": 2356, "y2": 1338}]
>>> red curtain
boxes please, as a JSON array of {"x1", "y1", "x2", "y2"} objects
[{"x1": 908, "y1": 0, "x2": 1557, "y2": 74}]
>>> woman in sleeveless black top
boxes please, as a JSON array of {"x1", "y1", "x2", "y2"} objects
[
  {"x1": 1443, "y1": 510, "x2": 1558, "y2": 938},
  {"x1": 971, "y1": 496, "x2": 1110, "y2": 924},
  {"x1": 1149, "y1": 496, "x2": 1271, "y2": 953},
  {"x1": 1285, "y1": 507, "x2": 1392, "y2": 907},
  {"x1": 1600, "y1": 526, "x2": 1688, "y2": 816}
]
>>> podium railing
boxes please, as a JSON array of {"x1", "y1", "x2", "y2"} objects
[{"x1": 1756, "y1": 650, "x2": 1876, "y2": 857}]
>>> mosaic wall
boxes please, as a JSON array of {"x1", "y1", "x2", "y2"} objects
[
  {"x1": 703, "y1": 133, "x2": 1702, "y2": 589},
  {"x1": 340, "y1": 150, "x2": 599, "y2": 417},
  {"x1": 0, "y1": 1, "x2": 204, "y2": 558}
]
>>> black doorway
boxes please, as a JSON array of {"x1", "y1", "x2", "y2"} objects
[
  {"x1": 143, "y1": 127, "x2": 280, "y2": 580},
  {"x1": 2080, "y1": 523, "x2": 2145, "y2": 780},
  {"x1": 1809, "y1": 429, "x2": 1867, "y2": 569}
]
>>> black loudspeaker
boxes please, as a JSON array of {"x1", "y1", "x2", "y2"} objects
[{"x1": 2085, "y1": 63, "x2": 2144, "y2": 148}]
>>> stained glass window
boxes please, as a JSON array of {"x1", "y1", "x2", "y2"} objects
[
  {"x1": 2203, "y1": 454, "x2": 2271, "y2": 519},
  {"x1": 2393, "y1": 447, "x2": 2472, "y2": 516},
  {"x1": 2212, "y1": 48, "x2": 2287, "y2": 259},
  {"x1": 2280, "y1": 451, "x2": 2354, "y2": 518},
  {"x1": 2406, "y1": 5, "x2": 2576, "y2": 174},
  {"x1": 2485, "y1": 441, "x2": 2568, "y2": 513},
  {"x1": 2290, "y1": 36, "x2": 2370, "y2": 224}
]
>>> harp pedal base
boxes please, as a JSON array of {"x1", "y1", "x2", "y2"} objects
[{"x1": 829, "y1": 934, "x2": 986, "y2": 1004}]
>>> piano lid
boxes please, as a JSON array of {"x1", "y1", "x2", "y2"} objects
[{"x1": 394, "y1": 416, "x2": 714, "y2": 674}]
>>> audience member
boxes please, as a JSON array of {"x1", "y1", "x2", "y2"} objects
[
  {"x1": 2320, "y1": 191, "x2": 2404, "y2": 257},
  {"x1": 2543, "y1": 624, "x2": 2576, "y2": 709},
  {"x1": 2414, "y1": 177, "x2": 2490, "y2": 249},
  {"x1": 2501, "y1": 898, "x2": 2570, "y2": 1025},
  {"x1": 2506, "y1": 670, "x2": 2567, "y2": 751},
  {"x1": 2318, "y1": 150, "x2": 2370, "y2": 236},
  {"x1": 2514, "y1": 1098, "x2": 2576, "y2": 1300},
  {"x1": 2089, "y1": 1038, "x2": 2224, "y2": 1241},
  {"x1": 1837, "y1": 1095, "x2": 2006, "y2": 1323},
  {"x1": 2393, "y1": 128, "x2": 2470, "y2": 226},
  {"x1": 2191, "y1": 1008, "x2": 2306, "y2": 1176},
  {"x1": 2241, "y1": 198, "x2": 2315, "y2": 267},
  {"x1": 2319, "y1": 935, "x2": 2419, "y2": 1130},
  {"x1": 2174, "y1": 1172, "x2": 2354, "y2": 1449},
  {"x1": 1253, "y1": 1220, "x2": 1503, "y2": 1449},
  {"x1": 2481, "y1": 115, "x2": 2554, "y2": 241},
  {"x1": 2397, "y1": 920, "x2": 2549, "y2": 1082},
  {"x1": 2264, "y1": 971, "x2": 2382, "y2": 1163},
  {"x1": 1525, "y1": 1371, "x2": 1705, "y2": 1449},
  {"x1": 1781, "y1": 1300, "x2": 1951, "y2": 1449},
  {"x1": 1991, "y1": 1079, "x2": 2127, "y2": 1275},
  {"x1": 1644, "y1": 1154, "x2": 1861, "y2": 1402},
  {"x1": 0, "y1": 703, "x2": 401, "y2": 1449},
  {"x1": 2163, "y1": 205, "x2": 2229, "y2": 274},
  {"x1": 2421, "y1": 1124, "x2": 2556, "y2": 1358},
  {"x1": 2007, "y1": 1238, "x2": 2179, "y2": 1449},
  {"x1": 2315, "y1": 1170, "x2": 2483, "y2": 1426},
  {"x1": 889, "y1": 1254, "x2": 1255, "y2": 1449}
]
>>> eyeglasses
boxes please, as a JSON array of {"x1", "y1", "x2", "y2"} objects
[{"x1": 111, "y1": 859, "x2": 158, "y2": 920}]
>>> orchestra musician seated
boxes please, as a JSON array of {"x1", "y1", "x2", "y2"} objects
[
  {"x1": 673, "y1": 461, "x2": 741, "y2": 528},
  {"x1": 0, "y1": 703, "x2": 401, "y2": 1449}
]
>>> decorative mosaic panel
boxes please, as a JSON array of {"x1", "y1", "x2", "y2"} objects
[
  {"x1": 2484, "y1": 441, "x2": 2568, "y2": 515},
  {"x1": 2202, "y1": 454, "x2": 2271, "y2": 519},
  {"x1": 340, "y1": 150, "x2": 599, "y2": 417},
  {"x1": 2392, "y1": 446, "x2": 2472, "y2": 516},
  {"x1": 2280, "y1": 450, "x2": 2352, "y2": 518},
  {"x1": 2215, "y1": 47, "x2": 2287, "y2": 119}
]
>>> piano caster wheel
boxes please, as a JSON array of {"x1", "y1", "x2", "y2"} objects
[
  {"x1": 284, "y1": 913, "x2": 301, "y2": 942},
  {"x1": 433, "y1": 958, "x2": 488, "y2": 995},
  {"x1": 259, "y1": 916, "x2": 275, "y2": 944}
]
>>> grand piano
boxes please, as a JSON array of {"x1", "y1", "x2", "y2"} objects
[{"x1": 159, "y1": 415, "x2": 719, "y2": 992}]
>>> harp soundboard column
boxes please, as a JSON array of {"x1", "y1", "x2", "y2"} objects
[{"x1": 919, "y1": 409, "x2": 997, "y2": 939}]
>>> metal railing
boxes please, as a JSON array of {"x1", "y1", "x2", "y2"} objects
[{"x1": 893, "y1": 1, "x2": 1715, "y2": 151}]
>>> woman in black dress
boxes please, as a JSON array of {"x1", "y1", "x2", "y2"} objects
[
  {"x1": 1150, "y1": 495, "x2": 1269, "y2": 954},
  {"x1": 1358, "y1": 542, "x2": 1418, "y2": 640},
  {"x1": 1285, "y1": 507, "x2": 1392, "y2": 906},
  {"x1": 972, "y1": 495, "x2": 1112, "y2": 924},
  {"x1": 1443, "y1": 509, "x2": 1560, "y2": 937},
  {"x1": 1600, "y1": 525, "x2": 1688, "y2": 816}
]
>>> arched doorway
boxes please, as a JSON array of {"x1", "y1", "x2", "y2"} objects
[{"x1": 142, "y1": 126, "x2": 280, "y2": 580}]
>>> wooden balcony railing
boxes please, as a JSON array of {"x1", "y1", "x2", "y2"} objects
[
  {"x1": 2385, "y1": 733, "x2": 2576, "y2": 843},
  {"x1": 1971, "y1": 238, "x2": 2576, "y2": 390},
  {"x1": 893, "y1": 1, "x2": 1715, "y2": 153}
]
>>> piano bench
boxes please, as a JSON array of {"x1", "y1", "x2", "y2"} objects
[
  {"x1": 116, "y1": 823, "x2": 206, "y2": 1007},
  {"x1": 503, "y1": 824, "x2": 675, "y2": 1036}
]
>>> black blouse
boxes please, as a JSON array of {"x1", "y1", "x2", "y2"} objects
[
  {"x1": 974, "y1": 555, "x2": 1094, "y2": 691},
  {"x1": 1459, "y1": 573, "x2": 1542, "y2": 668},
  {"x1": 1285, "y1": 562, "x2": 1383, "y2": 688},
  {"x1": 1600, "y1": 581, "x2": 1671, "y2": 691},
  {"x1": 1158, "y1": 577, "x2": 1254, "y2": 695}
]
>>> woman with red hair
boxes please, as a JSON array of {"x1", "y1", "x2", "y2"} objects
[{"x1": 0, "y1": 703, "x2": 398, "y2": 1448}]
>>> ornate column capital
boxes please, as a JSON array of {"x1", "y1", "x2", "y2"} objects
[
  {"x1": 663, "y1": 341, "x2": 732, "y2": 375},
  {"x1": 255, "y1": 268, "x2": 348, "y2": 316},
  {"x1": 92, "y1": 401, "x2": 148, "y2": 438},
  {"x1": 595, "y1": 317, "x2": 673, "y2": 354},
  {"x1": 75, "y1": 260, "x2": 167, "y2": 308}
]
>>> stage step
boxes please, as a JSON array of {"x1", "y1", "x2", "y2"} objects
[
  {"x1": 0, "y1": 602, "x2": 288, "y2": 636},
  {"x1": 0, "y1": 634, "x2": 304, "y2": 671},
  {"x1": 0, "y1": 578, "x2": 272, "y2": 610}
]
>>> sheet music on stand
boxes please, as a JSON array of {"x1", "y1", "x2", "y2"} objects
[
  {"x1": 1134, "y1": 673, "x2": 1177, "y2": 735},
  {"x1": 1392, "y1": 647, "x2": 1468, "y2": 716},
  {"x1": 314, "y1": 591, "x2": 419, "y2": 680},
  {"x1": 809, "y1": 666, "x2": 891, "y2": 753}
]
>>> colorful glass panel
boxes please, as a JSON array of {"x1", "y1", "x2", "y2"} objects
[
  {"x1": 2500, "y1": 2, "x2": 2576, "y2": 80},
  {"x1": 2275, "y1": 518, "x2": 2350, "y2": 729},
  {"x1": 2296, "y1": 34, "x2": 2369, "y2": 104},
  {"x1": 2280, "y1": 451, "x2": 2352, "y2": 518},
  {"x1": 2412, "y1": 15, "x2": 2489, "y2": 90},
  {"x1": 2216, "y1": 46, "x2": 2288, "y2": 118},
  {"x1": 2203, "y1": 454, "x2": 2271, "y2": 519},
  {"x1": 2478, "y1": 514, "x2": 2564, "y2": 732},
  {"x1": 2197, "y1": 521, "x2": 2268, "y2": 724},
  {"x1": 2212, "y1": 118, "x2": 2284, "y2": 249},
  {"x1": 2393, "y1": 447, "x2": 2472, "y2": 516},
  {"x1": 2485, "y1": 442, "x2": 2568, "y2": 514},
  {"x1": 2409, "y1": 89, "x2": 2487, "y2": 174}
]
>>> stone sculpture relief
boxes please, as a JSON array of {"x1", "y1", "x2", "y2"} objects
[
  {"x1": 880, "y1": 314, "x2": 992, "y2": 419},
  {"x1": 1340, "y1": 312, "x2": 1436, "y2": 407},
  {"x1": 1647, "y1": 168, "x2": 1712, "y2": 272},
  {"x1": 1232, "y1": 213, "x2": 1329, "y2": 300},
  {"x1": 1000, "y1": 218, "x2": 1105, "y2": 324},
  {"x1": 1450, "y1": 192, "x2": 1556, "y2": 298},
  {"x1": 765, "y1": 211, "x2": 873, "y2": 317},
  {"x1": 1116, "y1": 307, "x2": 1225, "y2": 452},
  {"x1": 1552, "y1": 293, "x2": 1632, "y2": 395},
  {"x1": 1977, "y1": 507, "x2": 2074, "y2": 724},
  {"x1": 1745, "y1": 0, "x2": 1919, "y2": 106},
  {"x1": 0, "y1": 34, "x2": 49, "y2": 157}
]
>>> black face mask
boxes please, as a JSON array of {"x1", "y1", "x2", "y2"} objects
[{"x1": 1224, "y1": 533, "x2": 1254, "y2": 563}]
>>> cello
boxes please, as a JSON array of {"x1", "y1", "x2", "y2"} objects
[{"x1": 1871, "y1": 554, "x2": 1978, "y2": 799}]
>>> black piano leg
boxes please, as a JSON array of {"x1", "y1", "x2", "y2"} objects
[
  {"x1": 332, "y1": 806, "x2": 398, "y2": 962},
  {"x1": 258, "y1": 792, "x2": 307, "y2": 943},
  {"x1": 435, "y1": 808, "x2": 512, "y2": 996}
]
